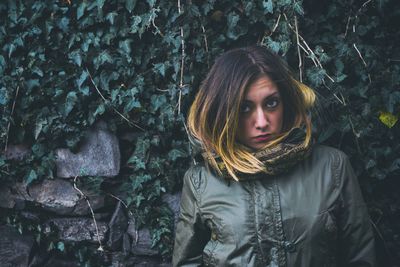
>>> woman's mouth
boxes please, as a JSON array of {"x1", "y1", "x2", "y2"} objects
[{"x1": 253, "y1": 134, "x2": 271, "y2": 142}]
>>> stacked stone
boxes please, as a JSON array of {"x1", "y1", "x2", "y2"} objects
[{"x1": 0, "y1": 121, "x2": 180, "y2": 267}]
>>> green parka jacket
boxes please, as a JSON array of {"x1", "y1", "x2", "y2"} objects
[{"x1": 173, "y1": 145, "x2": 376, "y2": 266}]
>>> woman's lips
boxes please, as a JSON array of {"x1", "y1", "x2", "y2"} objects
[{"x1": 253, "y1": 134, "x2": 271, "y2": 142}]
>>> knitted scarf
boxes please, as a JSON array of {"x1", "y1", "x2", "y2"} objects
[{"x1": 202, "y1": 128, "x2": 313, "y2": 180}]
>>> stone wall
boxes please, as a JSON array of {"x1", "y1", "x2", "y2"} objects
[{"x1": 0, "y1": 121, "x2": 180, "y2": 266}]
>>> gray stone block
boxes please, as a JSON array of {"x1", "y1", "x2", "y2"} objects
[
  {"x1": 3, "y1": 144, "x2": 30, "y2": 160},
  {"x1": 0, "y1": 183, "x2": 32, "y2": 210},
  {"x1": 107, "y1": 201, "x2": 128, "y2": 250},
  {"x1": 56, "y1": 121, "x2": 120, "y2": 178},
  {"x1": 162, "y1": 192, "x2": 181, "y2": 229},
  {"x1": 28, "y1": 179, "x2": 80, "y2": 215},
  {"x1": 0, "y1": 225, "x2": 34, "y2": 267},
  {"x1": 44, "y1": 217, "x2": 108, "y2": 243}
]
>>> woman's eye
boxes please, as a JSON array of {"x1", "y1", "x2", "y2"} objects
[
  {"x1": 240, "y1": 104, "x2": 251, "y2": 113},
  {"x1": 265, "y1": 98, "x2": 279, "y2": 109}
]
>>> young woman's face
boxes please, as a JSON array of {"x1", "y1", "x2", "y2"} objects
[{"x1": 237, "y1": 75, "x2": 284, "y2": 150}]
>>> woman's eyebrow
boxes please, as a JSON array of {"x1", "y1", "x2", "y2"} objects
[{"x1": 244, "y1": 91, "x2": 280, "y2": 101}]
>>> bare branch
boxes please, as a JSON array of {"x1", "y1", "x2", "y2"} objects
[
  {"x1": 353, "y1": 44, "x2": 372, "y2": 83},
  {"x1": 285, "y1": 14, "x2": 335, "y2": 83},
  {"x1": 201, "y1": 25, "x2": 209, "y2": 53},
  {"x1": 344, "y1": 16, "x2": 351, "y2": 38},
  {"x1": 177, "y1": 0, "x2": 185, "y2": 114},
  {"x1": 86, "y1": 68, "x2": 145, "y2": 131},
  {"x1": 4, "y1": 85, "x2": 20, "y2": 153},
  {"x1": 261, "y1": 14, "x2": 281, "y2": 44},
  {"x1": 294, "y1": 16, "x2": 303, "y2": 82},
  {"x1": 73, "y1": 176, "x2": 104, "y2": 251},
  {"x1": 322, "y1": 81, "x2": 345, "y2": 106},
  {"x1": 353, "y1": 43, "x2": 367, "y2": 67}
]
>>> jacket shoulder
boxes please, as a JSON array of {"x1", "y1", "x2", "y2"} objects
[
  {"x1": 311, "y1": 144, "x2": 349, "y2": 165},
  {"x1": 183, "y1": 163, "x2": 209, "y2": 196},
  {"x1": 310, "y1": 145, "x2": 351, "y2": 188}
]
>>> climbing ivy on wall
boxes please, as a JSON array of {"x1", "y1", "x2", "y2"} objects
[{"x1": 0, "y1": 0, "x2": 399, "y2": 264}]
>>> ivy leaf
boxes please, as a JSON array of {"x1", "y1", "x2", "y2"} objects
[
  {"x1": 263, "y1": 0, "x2": 273, "y2": 14},
  {"x1": 106, "y1": 12, "x2": 118, "y2": 25},
  {"x1": 150, "y1": 94, "x2": 167, "y2": 112},
  {"x1": 0, "y1": 55, "x2": 5, "y2": 75},
  {"x1": 146, "y1": 0, "x2": 156, "y2": 8},
  {"x1": 126, "y1": 0, "x2": 137, "y2": 13},
  {"x1": 119, "y1": 39, "x2": 132, "y2": 54},
  {"x1": 378, "y1": 111, "x2": 398, "y2": 128},
  {"x1": 69, "y1": 50, "x2": 82, "y2": 67},
  {"x1": 389, "y1": 158, "x2": 400, "y2": 172},
  {"x1": 153, "y1": 63, "x2": 166, "y2": 77},
  {"x1": 130, "y1": 16, "x2": 142, "y2": 34},
  {"x1": 131, "y1": 174, "x2": 152, "y2": 191},
  {"x1": 57, "y1": 17, "x2": 70, "y2": 32},
  {"x1": 64, "y1": 91, "x2": 78, "y2": 117},
  {"x1": 32, "y1": 66, "x2": 43, "y2": 77},
  {"x1": 57, "y1": 241, "x2": 65, "y2": 252},
  {"x1": 0, "y1": 87, "x2": 7, "y2": 105},
  {"x1": 26, "y1": 170, "x2": 38, "y2": 185},
  {"x1": 93, "y1": 103, "x2": 105, "y2": 117},
  {"x1": 76, "y1": 70, "x2": 88, "y2": 88},
  {"x1": 128, "y1": 137, "x2": 150, "y2": 170},
  {"x1": 168, "y1": 149, "x2": 187, "y2": 161},
  {"x1": 77, "y1": 2, "x2": 87, "y2": 20},
  {"x1": 35, "y1": 119, "x2": 47, "y2": 140},
  {"x1": 293, "y1": 2, "x2": 304, "y2": 15}
]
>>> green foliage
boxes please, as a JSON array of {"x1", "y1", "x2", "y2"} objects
[{"x1": 0, "y1": 0, "x2": 399, "y2": 264}]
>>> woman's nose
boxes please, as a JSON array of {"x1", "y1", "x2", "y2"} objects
[{"x1": 254, "y1": 108, "x2": 268, "y2": 129}]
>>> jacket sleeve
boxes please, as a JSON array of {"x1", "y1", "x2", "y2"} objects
[
  {"x1": 172, "y1": 167, "x2": 210, "y2": 267},
  {"x1": 336, "y1": 154, "x2": 376, "y2": 267}
]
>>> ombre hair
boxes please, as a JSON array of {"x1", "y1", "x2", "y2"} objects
[{"x1": 187, "y1": 46, "x2": 315, "y2": 180}]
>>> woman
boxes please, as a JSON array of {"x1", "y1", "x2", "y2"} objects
[{"x1": 173, "y1": 46, "x2": 376, "y2": 266}]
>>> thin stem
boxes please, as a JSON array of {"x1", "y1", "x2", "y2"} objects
[
  {"x1": 4, "y1": 85, "x2": 20, "y2": 153},
  {"x1": 73, "y1": 176, "x2": 104, "y2": 251},
  {"x1": 86, "y1": 68, "x2": 145, "y2": 131},
  {"x1": 294, "y1": 16, "x2": 303, "y2": 82}
]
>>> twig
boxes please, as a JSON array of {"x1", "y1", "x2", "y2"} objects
[
  {"x1": 261, "y1": 14, "x2": 281, "y2": 44},
  {"x1": 4, "y1": 85, "x2": 20, "y2": 153},
  {"x1": 177, "y1": 0, "x2": 185, "y2": 114},
  {"x1": 151, "y1": 16, "x2": 164, "y2": 37},
  {"x1": 0, "y1": 169, "x2": 10, "y2": 175},
  {"x1": 294, "y1": 16, "x2": 303, "y2": 82},
  {"x1": 270, "y1": 14, "x2": 281, "y2": 36},
  {"x1": 201, "y1": 24, "x2": 210, "y2": 68},
  {"x1": 107, "y1": 193, "x2": 138, "y2": 244},
  {"x1": 353, "y1": 44, "x2": 372, "y2": 83},
  {"x1": 73, "y1": 175, "x2": 104, "y2": 251},
  {"x1": 283, "y1": 13, "x2": 335, "y2": 83},
  {"x1": 201, "y1": 25, "x2": 209, "y2": 53},
  {"x1": 348, "y1": 115, "x2": 362, "y2": 154},
  {"x1": 85, "y1": 68, "x2": 145, "y2": 131},
  {"x1": 107, "y1": 193, "x2": 134, "y2": 216},
  {"x1": 156, "y1": 88, "x2": 169, "y2": 92},
  {"x1": 353, "y1": 44, "x2": 367, "y2": 67},
  {"x1": 358, "y1": 0, "x2": 374, "y2": 14},
  {"x1": 344, "y1": 16, "x2": 351, "y2": 38},
  {"x1": 182, "y1": 119, "x2": 197, "y2": 165},
  {"x1": 322, "y1": 80, "x2": 346, "y2": 106}
]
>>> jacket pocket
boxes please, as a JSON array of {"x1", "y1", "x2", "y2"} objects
[
  {"x1": 202, "y1": 218, "x2": 219, "y2": 266},
  {"x1": 312, "y1": 210, "x2": 338, "y2": 266}
]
